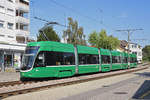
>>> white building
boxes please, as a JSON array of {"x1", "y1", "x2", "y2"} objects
[
  {"x1": 129, "y1": 43, "x2": 142, "y2": 63},
  {"x1": 0, "y1": 0, "x2": 30, "y2": 71},
  {"x1": 117, "y1": 40, "x2": 142, "y2": 64}
]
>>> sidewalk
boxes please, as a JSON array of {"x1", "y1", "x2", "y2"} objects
[{"x1": 0, "y1": 72, "x2": 20, "y2": 82}]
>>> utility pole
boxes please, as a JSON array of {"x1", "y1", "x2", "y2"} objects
[{"x1": 116, "y1": 28, "x2": 143, "y2": 67}]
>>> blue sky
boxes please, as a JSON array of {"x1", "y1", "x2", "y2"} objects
[{"x1": 30, "y1": 0, "x2": 150, "y2": 47}]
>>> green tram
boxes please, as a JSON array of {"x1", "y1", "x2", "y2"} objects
[{"x1": 20, "y1": 41, "x2": 137, "y2": 79}]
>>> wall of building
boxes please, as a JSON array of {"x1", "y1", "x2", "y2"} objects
[
  {"x1": 129, "y1": 43, "x2": 142, "y2": 63},
  {"x1": 0, "y1": 0, "x2": 16, "y2": 43},
  {"x1": 0, "y1": 0, "x2": 30, "y2": 71}
]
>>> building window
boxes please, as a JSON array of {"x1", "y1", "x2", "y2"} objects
[
  {"x1": 138, "y1": 52, "x2": 142, "y2": 56},
  {"x1": 0, "y1": 5, "x2": 5, "y2": 13},
  {"x1": 0, "y1": 23, "x2": 4, "y2": 28},
  {"x1": 132, "y1": 45, "x2": 134, "y2": 48},
  {"x1": 16, "y1": 36, "x2": 25, "y2": 43},
  {"x1": 7, "y1": 8, "x2": 14, "y2": 16},
  {"x1": 16, "y1": 23, "x2": 28, "y2": 31},
  {"x1": 0, "y1": 34, "x2": 5, "y2": 37},
  {"x1": 132, "y1": 44, "x2": 137, "y2": 48},
  {"x1": 19, "y1": 0, "x2": 29, "y2": 5},
  {"x1": 22, "y1": 25, "x2": 28, "y2": 31},
  {"x1": 8, "y1": 36, "x2": 14, "y2": 38},
  {"x1": 16, "y1": 23, "x2": 19, "y2": 29},
  {"x1": 8, "y1": 0, "x2": 13, "y2": 3},
  {"x1": 16, "y1": 10, "x2": 28, "y2": 18},
  {"x1": 7, "y1": 8, "x2": 14, "y2": 12},
  {"x1": 0, "y1": 6, "x2": 4, "y2": 9},
  {"x1": 8, "y1": 23, "x2": 13, "y2": 29},
  {"x1": 0, "y1": 20, "x2": 4, "y2": 28},
  {"x1": 4, "y1": 54, "x2": 13, "y2": 67}
]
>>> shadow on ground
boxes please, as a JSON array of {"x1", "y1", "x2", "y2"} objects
[
  {"x1": 135, "y1": 72, "x2": 150, "y2": 78},
  {"x1": 132, "y1": 80, "x2": 150, "y2": 99}
]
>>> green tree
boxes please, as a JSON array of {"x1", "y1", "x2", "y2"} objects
[
  {"x1": 37, "y1": 26, "x2": 60, "y2": 42},
  {"x1": 88, "y1": 31, "x2": 98, "y2": 46},
  {"x1": 63, "y1": 17, "x2": 86, "y2": 46},
  {"x1": 142, "y1": 45, "x2": 150, "y2": 61},
  {"x1": 108, "y1": 35, "x2": 120, "y2": 50},
  {"x1": 88, "y1": 29, "x2": 120, "y2": 50},
  {"x1": 63, "y1": 17, "x2": 86, "y2": 73}
]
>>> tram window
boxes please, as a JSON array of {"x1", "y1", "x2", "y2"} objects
[
  {"x1": 101, "y1": 55, "x2": 110, "y2": 64},
  {"x1": 135, "y1": 58, "x2": 137, "y2": 63},
  {"x1": 131, "y1": 58, "x2": 133, "y2": 63},
  {"x1": 78, "y1": 54, "x2": 86, "y2": 64},
  {"x1": 123, "y1": 57, "x2": 128, "y2": 63},
  {"x1": 37, "y1": 53, "x2": 45, "y2": 64},
  {"x1": 78, "y1": 54, "x2": 99, "y2": 64},
  {"x1": 34, "y1": 52, "x2": 45, "y2": 67},
  {"x1": 119, "y1": 56, "x2": 121, "y2": 63},
  {"x1": 89, "y1": 55, "x2": 99, "y2": 64},
  {"x1": 112, "y1": 56, "x2": 121, "y2": 63},
  {"x1": 133, "y1": 58, "x2": 137, "y2": 63},
  {"x1": 45, "y1": 51, "x2": 75, "y2": 66},
  {"x1": 130, "y1": 57, "x2": 135, "y2": 63},
  {"x1": 132, "y1": 58, "x2": 134, "y2": 63}
]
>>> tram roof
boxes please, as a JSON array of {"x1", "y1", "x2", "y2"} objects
[
  {"x1": 129, "y1": 53, "x2": 137, "y2": 58},
  {"x1": 111, "y1": 50, "x2": 122, "y2": 56},
  {"x1": 27, "y1": 41, "x2": 99, "y2": 54},
  {"x1": 27, "y1": 41, "x2": 74, "y2": 53},
  {"x1": 100, "y1": 48, "x2": 111, "y2": 55},
  {"x1": 26, "y1": 41, "x2": 136, "y2": 56}
]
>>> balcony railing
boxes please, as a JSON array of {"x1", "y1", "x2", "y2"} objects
[
  {"x1": 15, "y1": 29, "x2": 29, "y2": 37},
  {"x1": 16, "y1": 16, "x2": 30, "y2": 24}
]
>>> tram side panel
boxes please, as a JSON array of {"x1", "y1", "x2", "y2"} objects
[
  {"x1": 100, "y1": 49, "x2": 111, "y2": 72},
  {"x1": 77, "y1": 45, "x2": 100, "y2": 74}
]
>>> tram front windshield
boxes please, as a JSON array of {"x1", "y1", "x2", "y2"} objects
[{"x1": 21, "y1": 46, "x2": 39, "y2": 70}]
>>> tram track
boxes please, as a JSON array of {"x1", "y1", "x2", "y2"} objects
[
  {"x1": 0, "y1": 80, "x2": 43, "y2": 88},
  {"x1": 0, "y1": 63, "x2": 149, "y2": 99}
]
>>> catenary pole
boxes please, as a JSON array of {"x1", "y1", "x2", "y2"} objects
[{"x1": 116, "y1": 28, "x2": 143, "y2": 67}]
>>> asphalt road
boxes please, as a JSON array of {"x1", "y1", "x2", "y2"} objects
[
  {"x1": 59, "y1": 76, "x2": 150, "y2": 100},
  {"x1": 60, "y1": 68, "x2": 150, "y2": 100}
]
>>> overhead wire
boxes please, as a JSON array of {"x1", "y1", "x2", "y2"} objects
[{"x1": 48, "y1": 0, "x2": 116, "y2": 31}]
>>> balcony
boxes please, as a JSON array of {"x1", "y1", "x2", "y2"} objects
[
  {"x1": 16, "y1": 16, "x2": 29, "y2": 24},
  {"x1": 16, "y1": 36, "x2": 26, "y2": 44},
  {"x1": 15, "y1": 29, "x2": 29, "y2": 37},
  {"x1": 15, "y1": 1, "x2": 29, "y2": 12}
]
